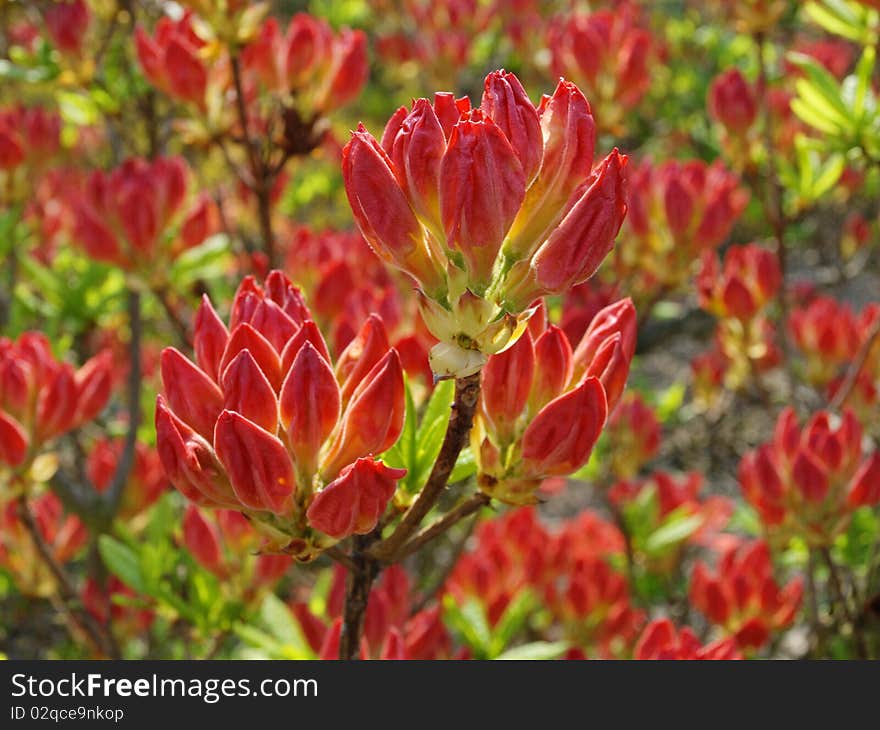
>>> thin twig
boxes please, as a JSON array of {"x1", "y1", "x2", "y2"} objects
[
  {"x1": 820, "y1": 547, "x2": 868, "y2": 659},
  {"x1": 99, "y1": 289, "x2": 142, "y2": 528},
  {"x1": 16, "y1": 497, "x2": 116, "y2": 657},
  {"x1": 325, "y1": 545, "x2": 358, "y2": 572},
  {"x1": 368, "y1": 371, "x2": 482, "y2": 563},
  {"x1": 829, "y1": 316, "x2": 880, "y2": 411},
  {"x1": 410, "y1": 509, "x2": 480, "y2": 615},
  {"x1": 395, "y1": 493, "x2": 490, "y2": 560}
]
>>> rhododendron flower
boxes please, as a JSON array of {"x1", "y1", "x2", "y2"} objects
[
  {"x1": 613, "y1": 158, "x2": 748, "y2": 308},
  {"x1": 788, "y1": 297, "x2": 880, "y2": 388},
  {"x1": 43, "y1": 0, "x2": 91, "y2": 57},
  {"x1": 135, "y1": 12, "x2": 210, "y2": 110},
  {"x1": 155, "y1": 271, "x2": 406, "y2": 559},
  {"x1": 242, "y1": 15, "x2": 368, "y2": 114},
  {"x1": 343, "y1": 69, "x2": 628, "y2": 377},
  {"x1": 546, "y1": 3, "x2": 654, "y2": 134},
  {"x1": 690, "y1": 540, "x2": 802, "y2": 651},
  {"x1": 471, "y1": 299, "x2": 636, "y2": 504},
  {"x1": 0, "y1": 333, "x2": 112, "y2": 471},
  {"x1": 738, "y1": 408, "x2": 880, "y2": 546},
  {"x1": 71, "y1": 157, "x2": 215, "y2": 275},
  {"x1": 708, "y1": 69, "x2": 758, "y2": 136},
  {"x1": 83, "y1": 576, "x2": 154, "y2": 635},
  {"x1": 0, "y1": 106, "x2": 61, "y2": 173},
  {"x1": 634, "y1": 619, "x2": 741, "y2": 660},
  {"x1": 697, "y1": 244, "x2": 780, "y2": 322}
]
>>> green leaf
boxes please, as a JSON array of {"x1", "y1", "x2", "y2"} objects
[
  {"x1": 442, "y1": 595, "x2": 491, "y2": 657},
  {"x1": 643, "y1": 512, "x2": 704, "y2": 555},
  {"x1": 489, "y1": 590, "x2": 536, "y2": 658},
  {"x1": 449, "y1": 447, "x2": 477, "y2": 484},
  {"x1": 98, "y1": 536, "x2": 146, "y2": 593},
  {"x1": 57, "y1": 90, "x2": 100, "y2": 127},
  {"x1": 260, "y1": 593, "x2": 310, "y2": 655},
  {"x1": 496, "y1": 641, "x2": 569, "y2": 660}
]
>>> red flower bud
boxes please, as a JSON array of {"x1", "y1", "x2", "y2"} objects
[
  {"x1": 530, "y1": 326, "x2": 574, "y2": 413},
  {"x1": 306, "y1": 458, "x2": 405, "y2": 539},
  {"x1": 221, "y1": 350, "x2": 279, "y2": 434},
  {"x1": 522, "y1": 376, "x2": 607, "y2": 476},
  {"x1": 155, "y1": 397, "x2": 236, "y2": 508},
  {"x1": 335, "y1": 314, "x2": 391, "y2": 405},
  {"x1": 481, "y1": 69, "x2": 543, "y2": 182},
  {"x1": 73, "y1": 351, "x2": 113, "y2": 425},
  {"x1": 322, "y1": 350, "x2": 405, "y2": 479},
  {"x1": 194, "y1": 295, "x2": 229, "y2": 382},
  {"x1": 343, "y1": 127, "x2": 444, "y2": 293},
  {"x1": 0, "y1": 411, "x2": 28, "y2": 467},
  {"x1": 183, "y1": 505, "x2": 225, "y2": 577},
  {"x1": 504, "y1": 79, "x2": 596, "y2": 259},
  {"x1": 571, "y1": 298, "x2": 637, "y2": 381},
  {"x1": 481, "y1": 332, "x2": 535, "y2": 445},
  {"x1": 440, "y1": 114, "x2": 526, "y2": 289},
  {"x1": 213, "y1": 410, "x2": 295, "y2": 515},
  {"x1": 389, "y1": 98, "x2": 446, "y2": 230},
  {"x1": 219, "y1": 323, "x2": 283, "y2": 391},
  {"x1": 708, "y1": 69, "x2": 758, "y2": 135},
  {"x1": 160, "y1": 348, "x2": 224, "y2": 440},
  {"x1": 280, "y1": 342, "x2": 341, "y2": 478},
  {"x1": 529, "y1": 149, "x2": 627, "y2": 293}
]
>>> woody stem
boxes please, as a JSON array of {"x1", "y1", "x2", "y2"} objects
[
  {"x1": 339, "y1": 371, "x2": 482, "y2": 657},
  {"x1": 368, "y1": 371, "x2": 482, "y2": 563},
  {"x1": 16, "y1": 496, "x2": 117, "y2": 658}
]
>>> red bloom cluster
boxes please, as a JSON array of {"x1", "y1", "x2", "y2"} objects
[
  {"x1": 634, "y1": 618, "x2": 741, "y2": 660},
  {"x1": 789, "y1": 296, "x2": 880, "y2": 389},
  {"x1": 344, "y1": 69, "x2": 627, "y2": 376},
  {"x1": 243, "y1": 14, "x2": 367, "y2": 114},
  {"x1": 690, "y1": 540, "x2": 802, "y2": 651},
  {"x1": 136, "y1": 12, "x2": 211, "y2": 110},
  {"x1": 697, "y1": 244, "x2": 780, "y2": 322},
  {"x1": 0, "y1": 106, "x2": 61, "y2": 172},
  {"x1": 546, "y1": 3, "x2": 654, "y2": 134},
  {"x1": 473, "y1": 299, "x2": 636, "y2": 503},
  {"x1": 615, "y1": 158, "x2": 748, "y2": 305},
  {"x1": 0, "y1": 333, "x2": 112, "y2": 470},
  {"x1": 739, "y1": 408, "x2": 880, "y2": 546},
  {"x1": 155, "y1": 271, "x2": 406, "y2": 559},
  {"x1": 72, "y1": 156, "x2": 214, "y2": 273},
  {"x1": 447, "y1": 507, "x2": 641, "y2": 657},
  {"x1": 43, "y1": 0, "x2": 91, "y2": 57}
]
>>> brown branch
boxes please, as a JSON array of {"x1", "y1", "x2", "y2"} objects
[
  {"x1": 395, "y1": 492, "x2": 490, "y2": 561},
  {"x1": 16, "y1": 497, "x2": 116, "y2": 657},
  {"x1": 99, "y1": 289, "x2": 142, "y2": 528},
  {"x1": 339, "y1": 535, "x2": 379, "y2": 660},
  {"x1": 229, "y1": 53, "x2": 278, "y2": 269},
  {"x1": 829, "y1": 316, "x2": 880, "y2": 411},
  {"x1": 324, "y1": 545, "x2": 357, "y2": 572},
  {"x1": 820, "y1": 547, "x2": 868, "y2": 659},
  {"x1": 368, "y1": 371, "x2": 482, "y2": 563}
]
